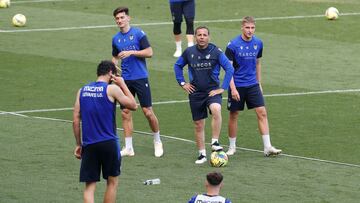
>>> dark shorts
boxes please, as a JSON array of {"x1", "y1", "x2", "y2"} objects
[
  {"x1": 121, "y1": 78, "x2": 152, "y2": 108},
  {"x1": 80, "y1": 139, "x2": 121, "y2": 182},
  {"x1": 189, "y1": 91, "x2": 222, "y2": 121},
  {"x1": 170, "y1": 0, "x2": 195, "y2": 22},
  {"x1": 227, "y1": 84, "x2": 265, "y2": 111}
]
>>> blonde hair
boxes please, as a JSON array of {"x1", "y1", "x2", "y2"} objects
[{"x1": 241, "y1": 16, "x2": 255, "y2": 25}]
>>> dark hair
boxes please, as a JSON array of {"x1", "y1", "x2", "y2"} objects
[
  {"x1": 113, "y1": 6, "x2": 129, "y2": 17},
  {"x1": 195, "y1": 26, "x2": 210, "y2": 35},
  {"x1": 206, "y1": 172, "x2": 223, "y2": 186},
  {"x1": 97, "y1": 60, "x2": 117, "y2": 77}
]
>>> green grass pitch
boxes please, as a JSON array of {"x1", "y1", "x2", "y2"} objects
[{"x1": 1, "y1": 0, "x2": 360, "y2": 202}]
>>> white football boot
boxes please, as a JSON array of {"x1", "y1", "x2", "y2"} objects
[
  {"x1": 195, "y1": 154, "x2": 207, "y2": 164},
  {"x1": 211, "y1": 141, "x2": 223, "y2": 152},
  {"x1": 173, "y1": 49, "x2": 182, "y2": 57},
  {"x1": 120, "y1": 147, "x2": 135, "y2": 157},
  {"x1": 226, "y1": 147, "x2": 236, "y2": 156},
  {"x1": 264, "y1": 146, "x2": 282, "y2": 157},
  {"x1": 154, "y1": 141, "x2": 164, "y2": 157}
]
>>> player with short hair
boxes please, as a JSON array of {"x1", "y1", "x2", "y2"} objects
[
  {"x1": 188, "y1": 172, "x2": 232, "y2": 203},
  {"x1": 174, "y1": 26, "x2": 234, "y2": 164},
  {"x1": 225, "y1": 16, "x2": 282, "y2": 156},
  {"x1": 112, "y1": 6, "x2": 164, "y2": 158},
  {"x1": 169, "y1": 0, "x2": 195, "y2": 57},
  {"x1": 72, "y1": 60, "x2": 137, "y2": 203}
]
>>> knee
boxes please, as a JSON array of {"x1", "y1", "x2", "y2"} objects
[
  {"x1": 185, "y1": 17, "x2": 194, "y2": 35},
  {"x1": 229, "y1": 112, "x2": 239, "y2": 120},
  {"x1": 143, "y1": 108, "x2": 155, "y2": 119},
  {"x1": 107, "y1": 177, "x2": 119, "y2": 188},
  {"x1": 173, "y1": 22, "x2": 182, "y2": 35},
  {"x1": 256, "y1": 108, "x2": 267, "y2": 120},
  {"x1": 194, "y1": 120, "x2": 203, "y2": 130},
  {"x1": 210, "y1": 104, "x2": 221, "y2": 117}
]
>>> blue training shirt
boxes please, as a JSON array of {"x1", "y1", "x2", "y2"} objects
[
  {"x1": 112, "y1": 27, "x2": 150, "y2": 80},
  {"x1": 188, "y1": 194, "x2": 232, "y2": 203},
  {"x1": 226, "y1": 35, "x2": 263, "y2": 87},
  {"x1": 80, "y1": 81, "x2": 117, "y2": 146},
  {"x1": 174, "y1": 43, "x2": 234, "y2": 92}
]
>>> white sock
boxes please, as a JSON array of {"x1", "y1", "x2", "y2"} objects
[
  {"x1": 187, "y1": 41, "x2": 194, "y2": 47},
  {"x1": 199, "y1": 149, "x2": 206, "y2": 156},
  {"x1": 153, "y1": 131, "x2": 161, "y2": 143},
  {"x1": 175, "y1": 41, "x2": 182, "y2": 50},
  {"x1": 229, "y1": 137, "x2": 236, "y2": 148},
  {"x1": 262, "y1": 134, "x2": 272, "y2": 149},
  {"x1": 125, "y1": 137, "x2": 133, "y2": 149},
  {"x1": 211, "y1": 138, "x2": 219, "y2": 145}
]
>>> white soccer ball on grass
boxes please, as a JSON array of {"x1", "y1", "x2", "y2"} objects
[
  {"x1": 12, "y1": 14, "x2": 27, "y2": 27},
  {"x1": 0, "y1": 0, "x2": 10, "y2": 8},
  {"x1": 325, "y1": 7, "x2": 339, "y2": 20}
]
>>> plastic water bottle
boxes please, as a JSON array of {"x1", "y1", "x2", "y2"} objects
[{"x1": 143, "y1": 178, "x2": 160, "y2": 185}]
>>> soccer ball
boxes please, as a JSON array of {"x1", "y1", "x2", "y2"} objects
[
  {"x1": 0, "y1": 0, "x2": 10, "y2": 8},
  {"x1": 12, "y1": 14, "x2": 26, "y2": 27},
  {"x1": 325, "y1": 7, "x2": 339, "y2": 20},
  {"x1": 210, "y1": 151, "x2": 228, "y2": 167}
]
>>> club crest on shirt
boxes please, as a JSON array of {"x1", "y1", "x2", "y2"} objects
[
  {"x1": 240, "y1": 46, "x2": 243, "y2": 50},
  {"x1": 191, "y1": 54, "x2": 194, "y2": 58},
  {"x1": 198, "y1": 56, "x2": 201, "y2": 59},
  {"x1": 129, "y1": 35, "x2": 134, "y2": 41},
  {"x1": 254, "y1": 44, "x2": 258, "y2": 50},
  {"x1": 205, "y1": 54, "x2": 210, "y2": 59}
]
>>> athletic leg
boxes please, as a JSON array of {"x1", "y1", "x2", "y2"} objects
[
  {"x1": 194, "y1": 119, "x2": 207, "y2": 164},
  {"x1": 209, "y1": 103, "x2": 222, "y2": 140},
  {"x1": 103, "y1": 176, "x2": 118, "y2": 203},
  {"x1": 170, "y1": 2, "x2": 183, "y2": 57},
  {"x1": 226, "y1": 111, "x2": 239, "y2": 155},
  {"x1": 121, "y1": 109, "x2": 135, "y2": 156},
  {"x1": 142, "y1": 106, "x2": 159, "y2": 133},
  {"x1": 83, "y1": 182, "x2": 96, "y2": 203},
  {"x1": 255, "y1": 106, "x2": 282, "y2": 156},
  {"x1": 142, "y1": 107, "x2": 163, "y2": 157}
]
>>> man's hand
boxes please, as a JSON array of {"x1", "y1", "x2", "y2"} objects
[
  {"x1": 117, "y1": 50, "x2": 135, "y2": 59},
  {"x1": 209, "y1": 88, "x2": 224, "y2": 97},
  {"x1": 182, "y1": 83, "x2": 196, "y2": 94},
  {"x1": 111, "y1": 74, "x2": 126, "y2": 86},
  {"x1": 230, "y1": 88, "x2": 240, "y2": 101},
  {"x1": 74, "y1": 145, "x2": 82, "y2": 159}
]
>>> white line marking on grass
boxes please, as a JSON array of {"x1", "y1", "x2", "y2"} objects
[
  {"x1": 1, "y1": 88, "x2": 359, "y2": 115},
  {"x1": 4, "y1": 113, "x2": 360, "y2": 168},
  {"x1": 0, "y1": 110, "x2": 29, "y2": 117},
  {"x1": 1, "y1": 12, "x2": 359, "y2": 33}
]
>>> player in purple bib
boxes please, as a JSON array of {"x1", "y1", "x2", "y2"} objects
[{"x1": 72, "y1": 60, "x2": 137, "y2": 203}]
